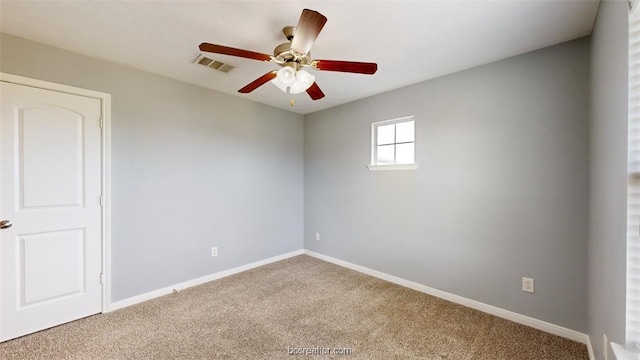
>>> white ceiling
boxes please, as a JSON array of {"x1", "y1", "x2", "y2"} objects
[{"x1": 0, "y1": 1, "x2": 599, "y2": 115}]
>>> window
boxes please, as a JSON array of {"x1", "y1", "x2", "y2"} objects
[
  {"x1": 626, "y1": 0, "x2": 640, "y2": 354},
  {"x1": 368, "y1": 116, "x2": 417, "y2": 170}
]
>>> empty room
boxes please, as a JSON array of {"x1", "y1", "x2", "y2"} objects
[{"x1": 0, "y1": 0, "x2": 635, "y2": 359}]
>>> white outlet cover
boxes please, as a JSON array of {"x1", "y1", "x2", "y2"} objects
[
  {"x1": 315, "y1": 233, "x2": 320, "y2": 241},
  {"x1": 211, "y1": 247, "x2": 218, "y2": 257},
  {"x1": 522, "y1": 277, "x2": 534, "y2": 293}
]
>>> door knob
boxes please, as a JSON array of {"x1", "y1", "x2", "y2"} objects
[{"x1": 0, "y1": 220, "x2": 12, "y2": 229}]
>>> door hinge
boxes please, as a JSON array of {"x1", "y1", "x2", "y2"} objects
[
  {"x1": 100, "y1": 273, "x2": 104, "y2": 285},
  {"x1": 99, "y1": 117, "x2": 103, "y2": 128},
  {"x1": 99, "y1": 195, "x2": 104, "y2": 207}
]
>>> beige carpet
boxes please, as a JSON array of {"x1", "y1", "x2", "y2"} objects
[{"x1": 1, "y1": 255, "x2": 588, "y2": 359}]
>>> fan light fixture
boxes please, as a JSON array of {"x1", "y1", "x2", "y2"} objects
[
  {"x1": 271, "y1": 66, "x2": 315, "y2": 94},
  {"x1": 199, "y1": 9, "x2": 378, "y2": 101}
]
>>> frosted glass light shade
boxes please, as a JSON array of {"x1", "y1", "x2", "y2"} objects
[
  {"x1": 271, "y1": 67, "x2": 315, "y2": 94},
  {"x1": 272, "y1": 66, "x2": 296, "y2": 93},
  {"x1": 276, "y1": 67, "x2": 296, "y2": 86},
  {"x1": 290, "y1": 70, "x2": 315, "y2": 94}
]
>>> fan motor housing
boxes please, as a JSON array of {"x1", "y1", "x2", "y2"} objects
[
  {"x1": 273, "y1": 26, "x2": 311, "y2": 68},
  {"x1": 273, "y1": 43, "x2": 311, "y2": 67}
]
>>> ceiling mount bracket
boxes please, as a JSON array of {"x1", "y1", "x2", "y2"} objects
[{"x1": 282, "y1": 26, "x2": 296, "y2": 41}]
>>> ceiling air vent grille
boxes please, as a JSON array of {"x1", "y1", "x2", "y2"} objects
[{"x1": 193, "y1": 54, "x2": 234, "y2": 73}]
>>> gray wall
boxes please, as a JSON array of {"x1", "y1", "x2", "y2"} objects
[
  {"x1": 304, "y1": 38, "x2": 590, "y2": 332},
  {"x1": 0, "y1": 33, "x2": 304, "y2": 302},
  {"x1": 588, "y1": 0, "x2": 629, "y2": 359},
  {"x1": 4, "y1": 20, "x2": 623, "y2": 343}
]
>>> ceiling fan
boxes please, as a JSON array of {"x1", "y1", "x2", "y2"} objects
[{"x1": 199, "y1": 9, "x2": 378, "y2": 101}]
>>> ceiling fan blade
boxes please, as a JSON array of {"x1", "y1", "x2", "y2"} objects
[
  {"x1": 199, "y1": 43, "x2": 272, "y2": 62},
  {"x1": 290, "y1": 9, "x2": 327, "y2": 55},
  {"x1": 238, "y1": 71, "x2": 278, "y2": 93},
  {"x1": 306, "y1": 82, "x2": 325, "y2": 100},
  {"x1": 312, "y1": 60, "x2": 378, "y2": 75}
]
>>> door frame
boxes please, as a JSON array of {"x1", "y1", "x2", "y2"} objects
[{"x1": 0, "y1": 72, "x2": 112, "y2": 313}]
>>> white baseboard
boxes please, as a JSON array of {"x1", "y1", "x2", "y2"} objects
[
  {"x1": 108, "y1": 249, "x2": 304, "y2": 311},
  {"x1": 586, "y1": 335, "x2": 595, "y2": 360},
  {"x1": 106, "y1": 248, "x2": 591, "y2": 349},
  {"x1": 304, "y1": 250, "x2": 590, "y2": 346}
]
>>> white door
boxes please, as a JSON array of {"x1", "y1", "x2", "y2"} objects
[{"x1": 0, "y1": 81, "x2": 103, "y2": 341}]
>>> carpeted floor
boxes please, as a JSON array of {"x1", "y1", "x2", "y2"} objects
[{"x1": 1, "y1": 255, "x2": 588, "y2": 359}]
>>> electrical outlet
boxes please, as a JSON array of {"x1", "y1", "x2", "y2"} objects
[
  {"x1": 522, "y1": 277, "x2": 534, "y2": 293},
  {"x1": 603, "y1": 334, "x2": 608, "y2": 360},
  {"x1": 315, "y1": 232, "x2": 320, "y2": 241},
  {"x1": 211, "y1": 247, "x2": 218, "y2": 257}
]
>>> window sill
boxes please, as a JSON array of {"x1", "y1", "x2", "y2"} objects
[
  {"x1": 367, "y1": 163, "x2": 418, "y2": 171},
  {"x1": 611, "y1": 342, "x2": 639, "y2": 360}
]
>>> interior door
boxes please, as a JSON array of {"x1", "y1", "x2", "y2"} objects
[{"x1": 0, "y1": 81, "x2": 103, "y2": 341}]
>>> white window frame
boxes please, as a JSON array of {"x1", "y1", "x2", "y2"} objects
[
  {"x1": 626, "y1": 0, "x2": 640, "y2": 357},
  {"x1": 367, "y1": 116, "x2": 418, "y2": 171}
]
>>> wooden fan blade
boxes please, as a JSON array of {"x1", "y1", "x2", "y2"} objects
[
  {"x1": 290, "y1": 9, "x2": 327, "y2": 55},
  {"x1": 199, "y1": 43, "x2": 272, "y2": 62},
  {"x1": 312, "y1": 60, "x2": 378, "y2": 75},
  {"x1": 238, "y1": 71, "x2": 277, "y2": 93},
  {"x1": 306, "y1": 82, "x2": 325, "y2": 100}
]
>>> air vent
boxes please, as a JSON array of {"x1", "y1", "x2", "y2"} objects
[{"x1": 193, "y1": 54, "x2": 234, "y2": 73}]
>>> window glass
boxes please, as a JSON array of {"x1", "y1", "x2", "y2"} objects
[
  {"x1": 395, "y1": 121, "x2": 414, "y2": 143},
  {"x1": 377, "y1": 124, "x2": 395, "y2": 145},
  {"x1": 377, "y1": 145, "x2": 395, "y2": 164},
  {"x1": 395, "y1": 143, "x2": 414, "y2": 164}
]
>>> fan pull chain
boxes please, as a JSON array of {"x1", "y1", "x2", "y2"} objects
[{"x1": 290, "y1": 99, "x2": 295, "y2": 107}]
